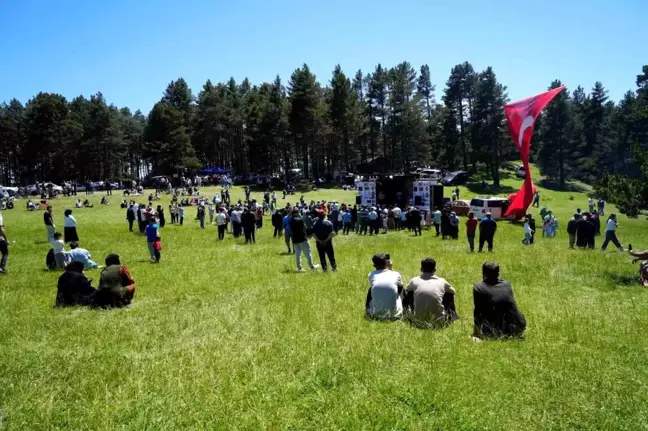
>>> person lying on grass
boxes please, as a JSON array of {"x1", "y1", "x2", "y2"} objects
[
  {"x1": 55, "y1": 260, "x2": 96, "y2": 307},
  {"x1": 365, "y1": 253, "x2": 403, "y2": 320},
  {"x1": 91, "y1": 254, "x2": 136, "y2": 308},
  {"x1": 472, "y1": 261, "x2": 526, "y2": 341},
  {"x1": 403, "y1": 257, "x2": 458, "y2": 328},
  {"x1": 67, "y1": 241, "x2": 100, "y2": 270}
]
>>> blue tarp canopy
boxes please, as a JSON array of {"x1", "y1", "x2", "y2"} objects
[{"x1": 200, "y1": 167, "x2": 230, "y2": 175}]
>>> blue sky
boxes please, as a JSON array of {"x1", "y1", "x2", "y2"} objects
[{"x1": 1, "y1": 0, "x2": 645, "y2": 112}]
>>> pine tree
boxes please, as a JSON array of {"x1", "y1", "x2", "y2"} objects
[
  {"x1": 288, "y1": 64, "x2": 321, "y2": 180},
  {"x1": 537, "y1": 80, "x2": 570, "y2": 189}
]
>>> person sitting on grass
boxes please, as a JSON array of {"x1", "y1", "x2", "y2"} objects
[
  {"x1": 55, "y1": 261, "x2": 96, "y2": 307},
  {"x1": 629, "y1": 249, "x2": 648, "y2": 287},
  {"x1": 403, "y1": 257, "x2": 458, "y2": 328},
  {"x1": 67, "y1": 241, "x2": 100, "y2": 269},
  {"x1": 82, "y1": 199, "x2": 93, "y2": 208},
  {"x1": 472, "y1": 261, "x2": 526, "y2": 341},
  {"x1": 52, "y1": 232, "x2": 68, "y2": 269},
  {"x1": 365, "y1": 253, "x2": 403, "y2": 320},
  {"x1": 100, "y1": 196, "x2": 109, "y2": 205},
  {"x1": 91, "y1": 254, "x2": 136, "y2": 308}
]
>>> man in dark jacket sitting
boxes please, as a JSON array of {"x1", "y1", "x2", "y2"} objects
[
  {"x1": 473, "y1": 261, "x2": 526, "y2": 340},
  {"x1": 55, "y1": 261, "x2": 96, "y2": 307}
]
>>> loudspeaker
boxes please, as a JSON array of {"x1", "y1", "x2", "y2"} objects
[{"x1": 356, "y1": 195, "x2": 362, "y2": 205}]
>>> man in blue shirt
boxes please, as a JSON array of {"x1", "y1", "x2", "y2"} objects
[
  {"x1": 342, "y1": 209, "x2": 352, "y2": 235},
  {"x1": 67, "y1": 241, "x2": 99, "y2": 269},
  {"x1": 312, "y1": 210, "x2": 337, "y2": 271},
  {"x1": 145, "y1": 217, "x2": 160, "y2": 263},
  {"x1": 478, "y1": 212, "x2": 497, "y2": 252},
  {"x1": 282, "y1": 210, "x2": 292, "y2": 254}
]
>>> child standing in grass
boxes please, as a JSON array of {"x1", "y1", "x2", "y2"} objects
[
  {"x1": 52, "y1": 232, "x2": 67, "y2": 269},
  {"x1": 178, "y1": 205, "x2": 185, "y2": 226},
  {"x1": 145, "y1": 217, "x2": 161, "y2": 263},
  {"x1": 169, "y1": 204, "x2": 175, "y2": 224},
  {"x1": 523, "y1": 215, "x2": 534, "y2": 245}
]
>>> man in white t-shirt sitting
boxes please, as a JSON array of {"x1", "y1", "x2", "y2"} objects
[
  {"x1": 365, "y1": 253, "x2": 403, "y2": 320},
  {"x1": 403, "y1": 257, "x2": 458, "y2": 327}
]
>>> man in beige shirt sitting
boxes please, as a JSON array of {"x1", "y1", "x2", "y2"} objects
[{"x1": 403, "y1": 257, "x2": 458, "y2": 327}]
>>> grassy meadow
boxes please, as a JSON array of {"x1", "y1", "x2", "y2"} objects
[{"x1": 1, "y1": 169, "x2": 648, "y2": 430}]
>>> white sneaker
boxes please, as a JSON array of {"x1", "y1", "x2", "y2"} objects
[
  {"x1": 311, "y1": 265, "x2": 319, "y2": 272},
  {"x1": 297, "y1": 268, "x2": 305, "y2": 273}
]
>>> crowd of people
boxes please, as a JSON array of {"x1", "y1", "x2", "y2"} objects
[{"x1": 0, "y1": 184, "x2": 645, "y2": 343}]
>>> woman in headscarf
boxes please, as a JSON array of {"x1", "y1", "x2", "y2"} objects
[
  {"x1": 91, "y1": 254, "x2": 136, "y2": 308},
  {"x1": 449, "y1": 211, "x2": 460, "y2": 239},
  {"x1": 55, "y1": 260, "x2": 96, "y2": 307}
]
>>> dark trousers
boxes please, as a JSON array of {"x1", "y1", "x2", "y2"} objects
[
  {"x1": 343, "y1": 222, "x2": 351, "y2": 235},
  {"x1": 199, "y1": 216, "x2": 205, "y2": 229},
  {"x1": 479, "y1": 236, "x2": 494, "y2": 252},
  {"x1": 139, "y1": 220, "x2": 146, "y2": 233},
  {"x1": 179, "y1": 216, "x2": 184, "y2": 225},
  {"x1": 394, "y1": 218, "x2": 401, "y2": 230},
  {"x1": 467, "y1": 234, "x2": 475, "y2": 251},
  {"x1": 370, "y1": 220, "x2": 380, "y2": 235},
  {"x1": 233, "y1": 221, "x2": 241, "y2": 237},
  {"x1": 218, "y1": 224, "x2": 226, "y2": 240},
  {"x1": 316, "y1": 241, "x2": 336, "y2": 270},
  {"x1": 413, "y1": 224, "x2": 422, "y2": 236},
  {"x1": 0, "y1": 240, "x2": 8, "y2": 270},
  {"x1": 273, "y1": 226, "x2": 282, "y2": 237},
  {"x1": 602, "y1": 231, "x2": 622, "y2": 250},
  {"x1": 360, "y1": 222, "x2": 368, "y2": 235},
  {"x1": 128, "y1": 220, "x2": 134, "y2": 232},
  {"x1": 434, "y1": 223, "x2": 440, "y2": 236},
  {"x1": 244, "y1": 227, "x2": 256, "y2": 243}
]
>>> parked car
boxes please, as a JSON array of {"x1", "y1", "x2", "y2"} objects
[
  {"x1": 451, "y1": 199, "x2": 471, "y2": 216},
  {"x1": 417, "y1": 168, "x2": 445, "y2": 180},
  {"x1": 515, "y1": 165, "x2": 526, "y2": 178},
  {"x1": 442, "y1": 171, "x2": 469, "y2": 186},
  {"x1": 25, "y1": 183, "x2": 63, "y2": 196},
  {"x1": 469, "y1": 197, "x2": 513, "y2": 220},
  {"x1": 256, "y1": 175, "x2": 269, "y2": 186},
  {"x1": 142, "y1": 176, "x2": 169, "y2": 188}
]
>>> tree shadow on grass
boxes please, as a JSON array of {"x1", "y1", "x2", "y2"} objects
[
  {"x1": 464, "y1": 183, "x2": 518, "y2": 196},
  {"x1": 604, "y1": 271, "x2": 639, "y2": 288},
  {"x1": 537, "y1": 179, "x2": 588, "y2": 193}
]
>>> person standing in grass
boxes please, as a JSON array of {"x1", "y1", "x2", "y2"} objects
[
  {"x1": 282, "y1": 210, "x2": 292, "y2": 253},
  {"x1": 289, "y1": 208, "x2": 317, "y2": 272},
  {"x1": 178, "y1": 205, "x2": 185, "y2": 226},
  {"x1": 197, "y1": 204, "x2": 206, "y2": 229},
  {"x1": 403, "y1": 257, "x2": 458, "y2": 327},
  {"x1": 138, "y1": 204, "x2": 148, "y2": 232},
  {"x1": 0, "y1": 209, "x2": 8, "y2": 274},
  {"x1": 598, "y1": 198, "x2": 605, "y2": 216},
  {"x1": 575, "y1": 212, "x2": 595, "y2": 249},
  {"x1": 342, "y1": 208, "x2": 352, "y2": 235},
  {"x1": 216, "y1": 207, "x2": 228, "y2": 240},
  {"x1": 601, "y1": 214, "x2": 624, "y2": 251},
  {"x1": 242, "y1": 208, "x2": 257, "y2": 244},
  {"x1": 272, "y1": 210, "x2": 283, "y2": 238},
  {"x1": 313, "y1": 210, "x2": 337, "y2": 272},
  {"x1": 156, "y1": 205, "x2": 165, "y2": 228},
  {"x1": 63, "y1": 209, "x2": 79, "y2": 244},
  {"x1": 567, "y1": 213, "x2": 580, "y2": 248},
  {"x1": 478, "y1": 212, "x2": 497, "y2": 252},
  {"x1": 44, "y1": 205, "x2": 55, "y2": 243},
  {"x1": 145, "y1": 217, "x2": 161, "y2": 263},
  {"x1": 433, "y1": 207, "x2": 442, "y2": 236},
  {"x1": 522, "y1": 215, "x2": 534, "y2": 245},
  {"x1": 230, "y1": 206, "x2": 242, "y2": 237},
  {"x1": 466, "y1": 212, "x2": 478, "y2": 252},
  {"x1": 208, "y1": 203, "x2": 215, "y2": 225},
  {"x1": 532, "y1": 191, "x2": 540, "y2": 208},
  {"x1": 365, "y1": 253, "x2": 403, "y2": 320},
  {"x1": 168, "y1": 204, "x2": 175, "y2": 225},
  {"x1": 52, "y1": 232, "x2": 68, "y2": 269},
  {"x1": 588, "y1": 197, "x2": 595, "y2": 213},
  {"x1": 127, "y1": 202, "x2": 136, "y2": 232},
  {"x1": 472, "y1": 261, "x2": 526, "y2": 340}
]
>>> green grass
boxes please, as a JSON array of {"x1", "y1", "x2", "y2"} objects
[{"x1": 2, "y1": 173, "x2": 648, "y2": 430}]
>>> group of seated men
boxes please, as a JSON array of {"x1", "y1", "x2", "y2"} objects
[
  {"x1": 55, "y1": 254, "x2": 136, "y2": 308},
  {"x1": 365, "y1": 254, "x2": 527, "y2": 340}
]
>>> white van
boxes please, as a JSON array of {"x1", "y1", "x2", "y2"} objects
[{"x1": 469, "y1": 197, "x2": 513, "y2": 220}]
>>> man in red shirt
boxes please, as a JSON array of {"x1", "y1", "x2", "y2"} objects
[{"x1": 466, "y1": 212, "x2": 478, "y2": 252}]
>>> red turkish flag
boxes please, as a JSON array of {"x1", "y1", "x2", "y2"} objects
[{"x1": 504, "y1": 86, "x2": 565, "y2": 218}]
